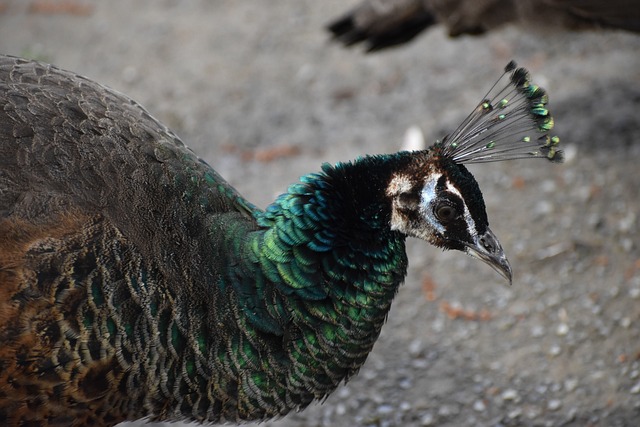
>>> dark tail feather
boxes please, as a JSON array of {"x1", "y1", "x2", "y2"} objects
[
  {"x1": 326, "y1": 2, "x2": 436, "y2": 52},
  {"x1": 327, "y1": 0, "x2": 640, "y2": 53}
]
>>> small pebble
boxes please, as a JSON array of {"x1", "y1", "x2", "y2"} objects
[
  {"x1": 420, "y1": 412, "x2": 435, "y2": 426},
  {"x1": 621, "y1": 238, "x2": 633, "y2": 252},
  {"x1": 564, "y1": 378, "x2": 579, "y2": 392},
  {"x1": 411, "y1": 358, "x2": 429, "y2": 369},
  {"x1": 562, "y1": 143, "x2": 578, "y2": 163},
  {"x1": 502, "y1": 389, "x2": 519, "y2": 401},
  {"x1": 371, "y1": 393, "x2": 385, "y2": 404},
  {"x1": 631, "y1": 382, "x2": 640, "y2": 394},
  {"x1": 565, "y1": 407, "x2": 578, "y2": 422},
  {"x1": 620, "y1": 317, "x2": 632, "y2": 328},
  {"x1": 398, "y1": 377, "x2": 412, "y2": 389},
  {"x1": 377, "y1": 404, "x2": 393, "y2": 414},
  {"x1": 438, "y1": 404, "x2": 459, "y2": 417},
  {"x1": 362, "y1": 369, "x2": 376, "y2": 380},
  {"x1": 548, "y1": 399, "x2": 562, "y2": 411},
  {"x1": 408, "y1": 339, "x2": 423, "y2": 356},
  {"x1": 629, "y1": 287, "x2": 640, "y2": 299},
  {"x1": 549, "y1": 345, "x2": 562, "y2": 356},
  {"x1": 508, "y1": 408, "x2": 522, "y2": 419},
  {"x1": 525, "y1": 406, "x2": 542, "y2": 419},
  {"x1": 337, "y1": 387, "x2": 351, "y2": 398},
  {"x1": 531, "y1": 325, "x2": 545, "y2": 338},
  {"x1": 473, "y1": 400, "x2": 486, "y2": 412},
  {"x1": 535, "y1": 200, "x2": 554, "y2": 216},
  {"x1": 618, "y1": 211, "x2": 636, "y2": 233},
  {"x1": 556, "y1": 323, "x2": 569, "y2": 336}
]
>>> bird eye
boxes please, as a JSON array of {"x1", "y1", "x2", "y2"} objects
[{"x1": 435, "y1": 203, "x2": 458, "y2": 222}]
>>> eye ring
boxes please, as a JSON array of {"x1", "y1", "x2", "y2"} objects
[{"x1": 435, "y1": 203, "x2": 458, "y2": 223}]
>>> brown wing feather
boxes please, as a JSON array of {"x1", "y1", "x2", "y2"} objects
[
  {"x1": 0, "y1": 213, "x2": 131, "y2": 426},
  {"x1": 0, "y1": 55, "x2": 232, "y2": 425}
]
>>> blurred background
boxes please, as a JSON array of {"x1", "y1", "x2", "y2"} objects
[{"x1": 1, "y1": 0, "x2": 639, "y2": 426}]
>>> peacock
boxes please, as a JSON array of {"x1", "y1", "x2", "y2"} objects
[
  {"x1": 0, "y1": 55, "x2": 562, "y2": 426},
  {"x1": 327, "y1": 0, "x2": 640, "y2": 51}
]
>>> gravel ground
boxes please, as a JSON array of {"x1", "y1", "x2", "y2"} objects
[{"x1": 2, "y1": 1, "x2": 640, "y2": 426}]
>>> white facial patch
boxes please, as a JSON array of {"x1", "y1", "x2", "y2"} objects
[
  {"x1": 443, "y1": 180, "x2": 478, "y2": 240},
  {"x1": 386, "y1": 174, "x2": 413, "y2": 197},
  {"x1": 418, "y1": 174, "x2": 478, "y2": 240},
  {"x1": 419, "y1": 173, "x2": 444, "y2": 235},
  {"x1": 387, "y1": 174, "x2": 414, "y2": 232}
]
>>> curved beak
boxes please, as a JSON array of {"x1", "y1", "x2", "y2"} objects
[{"x1": 464, "y1": 227, "x2": 512, "y2": 285}]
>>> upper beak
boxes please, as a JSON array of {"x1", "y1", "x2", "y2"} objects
[{"x1": 464, "y1": 227, "x2": 512, "y2": 285}]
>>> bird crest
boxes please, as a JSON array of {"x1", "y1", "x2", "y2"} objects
[{"x1": 434, "y1": 61, "x2": 563, "y2": 165}]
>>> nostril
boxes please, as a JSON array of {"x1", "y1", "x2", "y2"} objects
[{"x1": 480, "y1": 236, "x2": 494, "y2": 252}]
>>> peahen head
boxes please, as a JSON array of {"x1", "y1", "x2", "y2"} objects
[
  {"x1": 383, "y1": 61, "x2": 563, "y2": 284},
  {"x1": 385, "y1": 153, "x2": 511, "y2": 281}
]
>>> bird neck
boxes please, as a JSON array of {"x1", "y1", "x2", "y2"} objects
[
  {"x1": 111, "y1": 154, "x2": 415, "y2": 422},
  {"x1": 252, "y1": 154, "x2": 410, "y2": 307},
  {"x1": 223, "y1": 155, "x2": 411, "y2": 409}
]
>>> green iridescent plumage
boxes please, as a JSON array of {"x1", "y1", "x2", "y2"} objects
[{"x1": 0, "y1": 55, "x2": 561, "y2": 426}]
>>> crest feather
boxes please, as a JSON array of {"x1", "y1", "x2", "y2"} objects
[{"x1": 437, "y1": 61, "x2": 563, "y2": 164}]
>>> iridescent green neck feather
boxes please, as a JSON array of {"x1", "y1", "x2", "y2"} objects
[{"x1": 226, "y1": 154, "x2": 412, "y2": 415}]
